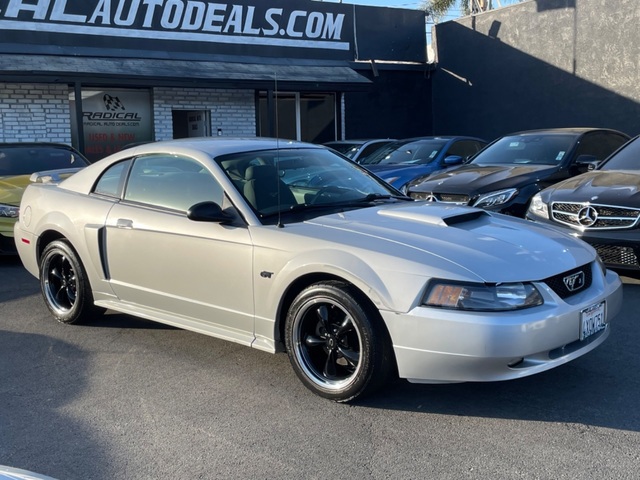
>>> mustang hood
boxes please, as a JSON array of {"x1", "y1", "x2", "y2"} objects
[
  {"x1": 541, "y1": 170, "x2": 640, "y2": 207},
  {"x1": 414, "y1": 164, "x2": 558, "y2": 194},
  {"x1": 0, "y1": 175, "x2": 31, "y2": 206},
  {"x1": 299, "y1": 202, "x2": 593, "y2": 283}
]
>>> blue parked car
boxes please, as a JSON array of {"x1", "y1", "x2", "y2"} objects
[{"x1": 361, "y1": 136, "x2": 487, "y2": 192}]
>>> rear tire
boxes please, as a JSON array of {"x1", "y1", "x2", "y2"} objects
[
  {"x1": 40, "y1": 240, "x2": 102, "y2": 324},
  {"x1": 285, "y1": 281, "x2": 395, "y2": 402}
]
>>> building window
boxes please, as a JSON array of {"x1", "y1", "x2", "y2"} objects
[
  {"x1": 70, "y1": 88, "x2": 153, "y2": 162},
  {"x1": 172, "y1": 110, "x2": 211, "y2": 138},
  {"x1": 258, "y1": 92, "x2": 336, "y2": 143}
]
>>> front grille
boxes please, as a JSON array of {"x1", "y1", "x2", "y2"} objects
[
  {"x1": 551, "y1": 202, "x2": 640, "y2": 230},
  {"x1": 543, "y1": 263, "x2": 592, "y2": 299},
  {"x1": 439, "y1": 194, "x2": 470, "y2": 204},
  {"x1": 593, "y1": 244, "x2": 640, "y2": 267},
  {"x1": 410, "y1": 192, "x2": 434, "y2": 201},
  {"x1": 409, "y1": 192, "x2": 470, "y2": 204}
]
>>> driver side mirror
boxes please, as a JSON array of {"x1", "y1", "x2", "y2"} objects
[
  {"x1": 187, "y1": 201, "x2": 233, "y2": 223},
  {"x1": 443, "y1": 155, "x2": 464, "y2": 166},
  {"x1": 575, "y1": 154, "x2": 600, "y2": 173}
]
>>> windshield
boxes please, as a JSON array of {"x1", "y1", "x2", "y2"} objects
[
  {"x1": 470, "y1": 134, "x2": 578, "y2": 166},
  {"x1": 600, "y1": 136, "x2": 639, "y2": 171},
  {"x1": 216, "y1": 147, "x2": 402, "y2": 220},
  {"x1": 361, "y1": 139, "x2": 447, "y2": 165},
  {"x1": 0, "y1": 145, "x2": 88, "y2": 176}
]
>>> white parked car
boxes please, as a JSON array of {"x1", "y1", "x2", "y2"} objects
[{"x1": 14, "y1": 138, "x2": 622, "y2": 402}]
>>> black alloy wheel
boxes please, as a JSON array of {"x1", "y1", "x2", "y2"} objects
[
  {"x1": 285, "y1": 281, "x2": 394, "y2": 402},
  {"x1": 40, "y1": 240, "x2": 102, "y2": 324}
]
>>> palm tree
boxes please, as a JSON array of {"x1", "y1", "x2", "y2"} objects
[
  {"x1": 421, "y1": 0, "x2": 473, "y2": 19},
  {"x1": 423, "y1": 0, "x2": 525, "y2": 20}
]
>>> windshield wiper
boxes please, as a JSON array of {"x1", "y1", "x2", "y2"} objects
[
  {"x1": 359, "y1": 193, "x2": 413, "y2": 202},
  {"x1": 259, "y1": 202, "x2": 351, "y2": 219},
  {"x1": 260, "y1": 194, "x2": 413, "y2": 219}
]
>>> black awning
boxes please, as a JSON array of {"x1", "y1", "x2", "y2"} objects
[{"x1": 0, "y1": 54, "x2": 371, "y2": 90}]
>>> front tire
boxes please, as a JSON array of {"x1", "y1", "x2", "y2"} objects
[
  {"x1": 40, "y1": 240, "x2": 101, "y2": 324},
  {"x1": 285, "y1": 281, "x2": 394, "y2": 402}
]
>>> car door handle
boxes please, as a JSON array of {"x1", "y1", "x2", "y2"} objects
[{"x1": 116, "y1": 219, "x2": 133, "y2": 229}]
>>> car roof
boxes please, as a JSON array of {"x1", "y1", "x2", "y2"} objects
[
  {"x1": 129, "y1": 137, "x2": 322, "y2": 157},
  {"x1": 390, "y1": 136, "x2": 486, "y2": 143},
  {"x1": 324, "y1": 139, "x2": 393, "y2": 145},
  {"x1": 0, "y1": 142, "x2": 82, "y2": 149},
  {"x1": 0, "y1": 142, "x2": 90, "y2": 163},
  {"x1": 407, "y1": 135, "x2": 483, "y2": 139},
  {"x1": 506, "y1": 127, "x2": 627, "y2": 136}
]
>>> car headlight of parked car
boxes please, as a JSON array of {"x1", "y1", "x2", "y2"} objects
[
  {"x1": 472, "y1": 188, "x2": 518, "y2": 209},
  {"x1": 0, "y1": 204, "x2": 19, "y2": 218},
  {"x1": 423, "y1": 281, "x2": 543, "y2": 311},
  {"x1": 527, "y1": 192, "x2": 549, "y2": 220}
]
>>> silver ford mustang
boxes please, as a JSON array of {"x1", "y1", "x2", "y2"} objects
[{"x1": 14, "y1": 138, "x2": 622, "y2": 402}]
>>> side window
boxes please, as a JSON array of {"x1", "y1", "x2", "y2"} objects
[
  {"x1": 359, "y1": 142, "x2": 388, "y2": 161},
  {"x1": 124, "y1": 155, "x2": 224, "y2": 211},
  {"x1": 447, "y1": 140, "x2": 485, "y2": 159},
  {"x1": 94, "y1": 160, "x2": 131, "y2": 197},
  {"x1": 574, "y1": 133, "x2": 629, "y2": 161}
]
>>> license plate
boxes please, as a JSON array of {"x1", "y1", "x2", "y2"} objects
[{"x1": 580, "y1": 301, "x2": 606, "y2": 341}]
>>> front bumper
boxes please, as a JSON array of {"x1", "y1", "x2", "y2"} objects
[
  {"x1": 527, "y1": 215, "x2": 640, "y2": 275},
  {"x1": 13, "y1": 222, "x2": 39, "y2": 276},
  {"x1": 381, "y1": 266, "x2": 622, "y2": 383}
]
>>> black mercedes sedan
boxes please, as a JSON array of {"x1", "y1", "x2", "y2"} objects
[
  {"x1": 406, "y1": 128, "x2": 630, "y2": 217},
  {"x1": 527, "y1": 135, "x2": 640, "y2": 277}
]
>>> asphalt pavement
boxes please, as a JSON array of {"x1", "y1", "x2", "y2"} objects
[{"x1": 1, "y1": 255, "x2": 639, "y2": 480}]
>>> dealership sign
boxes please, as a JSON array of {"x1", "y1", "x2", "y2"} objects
[
  {"x1": 0, "y1": 0, "x2": 356, "y2": 59},
  {"x1": 71, "y1": 89, "x2": 153, "y2": 162}
]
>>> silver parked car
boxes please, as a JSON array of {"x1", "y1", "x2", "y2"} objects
[
  {"x1": 323, "y1": 138, "x2": 396, "y2": 164},
  {"x1": 14, "y1": 138, "x2": 622, "y2": 402}
]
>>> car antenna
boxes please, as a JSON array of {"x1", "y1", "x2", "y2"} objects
[{"x1": 275, "y1": 70, "x2": 284, "y2": 228}]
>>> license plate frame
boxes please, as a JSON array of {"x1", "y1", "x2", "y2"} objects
[{"x1": 580, "y1": 301, "x2": 607, "y2": 341}]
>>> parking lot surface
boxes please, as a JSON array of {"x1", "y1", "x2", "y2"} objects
[{"x1": 1, "y1": 256, "x2": 639, "y2": 479}]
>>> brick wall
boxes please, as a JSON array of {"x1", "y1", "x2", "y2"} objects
[
  {"x1": 0, "y1": 84, "x2": 258, "y2": 144},
  {"x1": 153, "y1": 87, "x2": 256, "y2": 140},
  {"x1": 0, "y1": 83, "x2": 72, "y2": 143}
]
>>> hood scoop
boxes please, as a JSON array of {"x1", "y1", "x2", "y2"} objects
[{"x1": 378, "y1": 204, "x2": 489, "y2": 226}]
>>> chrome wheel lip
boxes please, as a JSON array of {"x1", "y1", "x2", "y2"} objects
[
  {"x1": 42, "y1": 252, "x2": 78, "y2": 316},
  {"x1": 292, "y1": 296, "x2": 363, "y2": 391}
]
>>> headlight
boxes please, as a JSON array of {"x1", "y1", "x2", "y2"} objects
[
  {"x1": 473, "y1": 188, "x2": 518, "y2": 208},
  {"x1": 423, "y1": 281, "x2": 543, "y2": 311},
  {"x1": 527, "y1": 193, "x2": 549, "y2": 220},
  {"x1": 0, "y1": 204, "x2": 19, "y2": 218}
]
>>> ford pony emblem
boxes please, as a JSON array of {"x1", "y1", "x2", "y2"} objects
[{"x1": 563, "y1": 271, "x2": 585, "y2": 292}]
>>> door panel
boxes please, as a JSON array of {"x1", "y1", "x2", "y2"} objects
[{"x1": 105, "y1": 203, "x2": 254, "y2": 334}]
